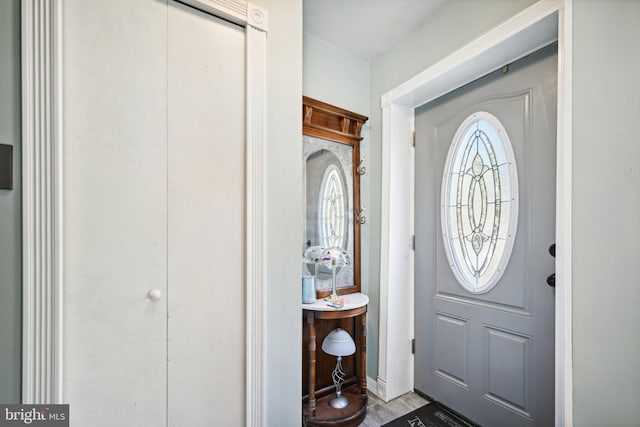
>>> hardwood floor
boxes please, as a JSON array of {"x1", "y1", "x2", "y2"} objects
[{"x1": 360, "y1": 391, "x2": 429, "y2": 427}]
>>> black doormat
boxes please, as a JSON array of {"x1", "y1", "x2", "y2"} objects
[{"x1": 381, "y1": 402, "x2": 479, "y2": 427}]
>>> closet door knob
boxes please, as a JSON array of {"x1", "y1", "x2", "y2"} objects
[{"x1": 147, "y1": 289, "x2": 162, "y2": 301}]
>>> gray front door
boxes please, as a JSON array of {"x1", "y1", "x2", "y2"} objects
[{"x1": 414, "y1": 44, "x2": 557, "y2": 426}]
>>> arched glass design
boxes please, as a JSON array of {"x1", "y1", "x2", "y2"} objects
[
  {"x1": 319, "y1": 164, "x2": 347, "y2": 249},
  {"x1": 441, "y1": 111, "x2": 519, "y2": 294}
]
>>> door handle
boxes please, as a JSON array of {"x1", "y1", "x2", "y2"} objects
[
  {"x1": 547, "y1": 243, "x2": 556, "y2": 287},
  {"x1": 546, "y1": 273, "x2": 555, "y2": 288}
]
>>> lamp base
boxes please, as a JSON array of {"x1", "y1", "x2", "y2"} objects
[
  {"x1": 329, "y1": 395, "x2": 349, "y2": 409},
  {"x1": 325, "y1": 292, "x2": 339, "y2": 302}
]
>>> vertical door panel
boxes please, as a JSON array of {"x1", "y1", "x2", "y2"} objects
[
  {"x1": 415, "y1": 45, "x2": 557, "y2": 426},
  {"x1": 63, "y1": 0, "x2": 169, "y2": 425},
  {"x1": 167, "y1": 2, "x2": 245, "y2": 425}
]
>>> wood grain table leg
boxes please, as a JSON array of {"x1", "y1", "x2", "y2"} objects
[
  {"x1": 359, "y1": 311, "x2": 367, "y2": 397},
  {"x1": 307, "y1": 311, "x2": 317, "y2": 417}
]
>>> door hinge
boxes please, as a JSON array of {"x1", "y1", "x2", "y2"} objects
[
  {"x1": 411, "y1": 234, "x2": 415, "y2": 250},
  {"x1": 411, "y1": 338, "x2": 415, "y2": 354},
  {"x1": 412, "y1": 131, "x2": 416, "y2": 147}
]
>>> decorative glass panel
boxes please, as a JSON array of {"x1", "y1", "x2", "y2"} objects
[
  {"x1": 319, "y1": 164, "x2": 347, "y2": 249},
  {"x1": 441, "y1": 112, "x2": 519, "y2": 294}
]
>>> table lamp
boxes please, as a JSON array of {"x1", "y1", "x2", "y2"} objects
[
  {"x1": 303, "y1": 246, "x2": 324, "y2": 278},
  {"x1": 320, "y1": 247, "x2": 350, "y2": 304},
  {"x1": 321, "y1": 328, "x2": 356, "y2": 409}
]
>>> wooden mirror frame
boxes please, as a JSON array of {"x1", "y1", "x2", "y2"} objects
[{"x1": 302, "y1": 96, "x2": 368, "y2": 297}]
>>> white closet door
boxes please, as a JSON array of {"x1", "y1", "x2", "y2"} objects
[
  {"x1": 63, "y1": 1, "x2": 169, "y2": 425},
  {"x1": 167, "y1": 2, "x2": 245, "y2": 425},
  {"x1": 64, "y1": 2, "x2": 245, "y2": 425}
]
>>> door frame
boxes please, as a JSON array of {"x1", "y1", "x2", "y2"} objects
[
  {"x1": 377, "y1": 1, "x2": 573, "y2": 426},
  {"x1": 21, "y1": 0, "x2": 270, "y2": 424}
]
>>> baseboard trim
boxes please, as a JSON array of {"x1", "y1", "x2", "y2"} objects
[
  {"x1": 366, "y1": 376, "x2": 379, "y2": 397},
  {"x1": 375, "y1": 376, "x2": 388, "y2": 401}
]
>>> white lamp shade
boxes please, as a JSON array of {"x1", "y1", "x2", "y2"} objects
[
  {"x1": 320, "y1": 247, "x2": 350, "y2": 269},
  {"x1": 322, "y1": 328, "x2": 356, "y2": 357},
  {"x1": 303, "y1": 245, "x2": 324, "y2": 264}
]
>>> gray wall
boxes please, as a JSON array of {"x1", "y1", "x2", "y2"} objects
[
  {"x1": 572, "y1": 1, "x2": 640, "y2": 425},
  {"x1": 367, "y1": 0, "x2": 537, "y2": 379},
  {"x1": 0, "y1": 0, "x2": 21, "y2": 404}
]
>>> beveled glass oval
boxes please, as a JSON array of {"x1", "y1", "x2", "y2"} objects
[{"x1": 441, "y1": 111, "x2": 519, "y2": 294}]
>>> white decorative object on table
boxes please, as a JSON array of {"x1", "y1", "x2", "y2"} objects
[{"x1": 320, "y1": 247, "x2": 350, "y2": 305}]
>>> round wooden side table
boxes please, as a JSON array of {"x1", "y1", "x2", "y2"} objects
[{"x1": 302, "y1": 293, "x2": 368, "y2": 427}]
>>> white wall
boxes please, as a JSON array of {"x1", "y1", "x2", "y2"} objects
[
  {"x1": 303, "y1": 33, "x2": 370, "y2": 115},
  {"x1": 367, "y1": 0, "x2": 537, "y2": 379},
  {"x1": 0, "y1": 0, "x2": 21, "y2": 404},
  {"x1": 257, "y1": 0, "x2": 303, "y2": 425},
  {"x1": 572, "y1": 1, "x2": 640, "y2": 424}
]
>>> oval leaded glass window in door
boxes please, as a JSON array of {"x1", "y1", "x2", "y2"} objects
[{"x1": 441, "y1": 111, "x2": 519, "y2": 294}]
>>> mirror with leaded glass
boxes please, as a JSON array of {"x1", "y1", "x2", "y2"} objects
[{"x1": 302, "y1": 97, "x2": 368, "y2": 297}]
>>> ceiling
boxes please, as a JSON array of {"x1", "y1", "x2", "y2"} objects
[{"x1": 303, "y1": 0, "x2": 449, "y2": 60}]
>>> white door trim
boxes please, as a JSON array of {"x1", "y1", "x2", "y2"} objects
[
  {"x1": 377, "y1": 1, "x2": 573, "y2": 426},
  {"x1": 21, "y1": 0, "x2": 64, "y2": 404},
  {"x1": 21, "y1": 1, "x2": 270, "y2": 424}
]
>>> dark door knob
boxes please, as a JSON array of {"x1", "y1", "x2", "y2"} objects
[
  {"x1": 547, "y1": 244, "x2": 556, "y2": 287},
  {"x1": 547, "y1": 273, "x2": 555, "y2": 288}
]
